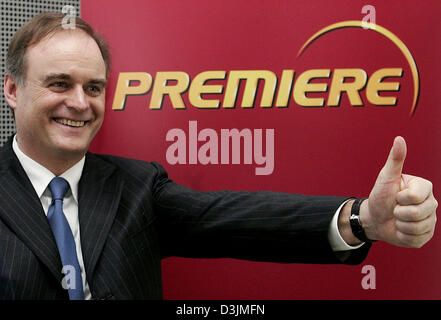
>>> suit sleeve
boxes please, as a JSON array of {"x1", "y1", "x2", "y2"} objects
[{"x1": 150, "y1": 162, "x2": 371, "y2": 265}]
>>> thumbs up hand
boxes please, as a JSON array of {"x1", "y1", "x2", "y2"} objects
[{"x1": 360, "y1": 136, "x2": 438, "y2": 247}]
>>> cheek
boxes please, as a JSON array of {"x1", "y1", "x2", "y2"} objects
[
  {"x1": 93, "y1": 97, "x2": 106, "y2": 120},
  {"x1": 18, "y1": 86, "x2": 63, "y2": 115},
  {"x1": 29, "y1": 86, "x2": 49, "y2": 103},
  {"x1": 32, "y1": 91, "x2": 65, "y2": 113}
]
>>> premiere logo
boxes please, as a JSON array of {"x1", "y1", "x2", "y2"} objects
[
  {"x1": 112, "y1": 21, "x2": 419, "y2": 116},
  {"x1": 111, "y1": 20, "x2": 419, "y2": 176},
  {"x1": 297, "y1": 20, "x2": 419, "y2": 116}
]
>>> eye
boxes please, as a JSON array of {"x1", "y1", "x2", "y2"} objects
[
  {"x1": 50, "y1": 81, "x2": 69, "y2": 90},
  {"x1": 85, "y1": 85, "x2": 103, "y2": 97}
]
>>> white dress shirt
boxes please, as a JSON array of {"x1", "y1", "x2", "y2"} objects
[
  {"x1": 12, "y1": 135, "x2": 362, "y2": 300},
  {"x1": 12, "y1": 136, "x2": 92, "y2": 300}
]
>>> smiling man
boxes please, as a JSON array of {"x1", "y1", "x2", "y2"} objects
[
  {"x1": 0, "y1": 12, "x2": 438, "y2": 300},
  {"x1": 5, "y1": 25, "x2": 107, "y2": 176}
]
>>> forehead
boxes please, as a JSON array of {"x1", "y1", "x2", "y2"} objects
[{"x1": 25, "y1": 29, "x2": 106, "y2": 79}]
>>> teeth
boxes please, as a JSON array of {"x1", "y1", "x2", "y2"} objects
[{"x1": 55, "y1": 119, "x2": 85, "y2": 127}]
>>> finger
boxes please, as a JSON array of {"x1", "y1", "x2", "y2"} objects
[
  {"x1": 396, "y1": 178, "x2": 433, "y2": 205},
  {"x1": 396, "y1": 229, "x2": 434, "y2": 248},
  {"x1": 395, "y1": 212, "x2": 436, "y2": 235},
  {"x1": 380, "y1": 136, "x2": 407, "y2": 182},
  {"x1": 393, "y1": 195, "x2": 437, "y2": 221}
]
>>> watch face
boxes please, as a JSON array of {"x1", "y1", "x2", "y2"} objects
[
  {"x1": 349, "y1": 213, "x2": 376, "y2": 243},
  {"x1": 349, "y1": 214, "x2": 361, "y2": 229},
  {"x1": 349, "y1": 212, "x2": 365, "y2": 241}
]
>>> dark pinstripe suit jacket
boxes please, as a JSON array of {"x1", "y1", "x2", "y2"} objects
[{"x1": 0, "y1": 139, "x2": 370, "y2": 299}]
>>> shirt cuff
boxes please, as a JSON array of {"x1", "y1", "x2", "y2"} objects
[{"x1": 328, "y1": 199, "x2": 365, "y2": 251}]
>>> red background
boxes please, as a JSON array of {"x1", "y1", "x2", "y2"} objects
[{"x1": 83, "y1": 0, "x2": 441, "y2": 299}]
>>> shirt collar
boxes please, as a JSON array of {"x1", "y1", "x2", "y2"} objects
[{"x1": 12, "y1": 135, "x2": 85, "y2": 202}]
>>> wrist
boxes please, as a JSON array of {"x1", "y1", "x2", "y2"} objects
[
  {"x1": 339, "y1": 199, "x2": 363, "y2": 246},
  {"x1": 349, "y1": 198, "x2": 378, "y2": 243},
  {"x1": 358, "y1": 198, "x2": 378, "y2": 241}
]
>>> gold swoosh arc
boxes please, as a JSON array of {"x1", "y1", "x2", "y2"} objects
[{"x1": 297, "y1": 21, "x2": 419, "y2": 116}]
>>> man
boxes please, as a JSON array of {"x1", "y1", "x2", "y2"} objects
[{"x1": 0, "y1": 12, "x2": 437, "y2": 300}]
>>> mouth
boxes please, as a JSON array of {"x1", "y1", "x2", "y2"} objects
[{"x1": 53, "y1": 118, "x2": 88, "y2": 128}]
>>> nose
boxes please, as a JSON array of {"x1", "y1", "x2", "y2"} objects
[{"x1": 65, "y1": 85, "x2": 89, "y2": 111}]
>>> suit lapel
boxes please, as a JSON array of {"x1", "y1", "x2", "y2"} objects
[
  {"x1": 0, "y1": 140, "x2": 125, "y2": 288},
  {"x1": 78, "y1": 152, "x2": 124, "y2": 284},
  {"x1": 0, "y1": 140, "x2": 63, "y2": 282}
]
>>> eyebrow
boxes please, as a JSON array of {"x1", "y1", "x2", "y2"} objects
[{"x1": 43, "y1": 73, "x2": 107, "y2": 87}]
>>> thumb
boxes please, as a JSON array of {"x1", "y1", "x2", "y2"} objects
[{"x1": 381, "y1": 136, "x2": 407, "y2": 181}]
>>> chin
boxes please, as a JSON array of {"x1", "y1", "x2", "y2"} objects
[{"x1": 52, "y1": 140, "x2": 90, "y2": 158}]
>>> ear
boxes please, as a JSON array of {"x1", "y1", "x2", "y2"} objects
[{"x1": 3, "y1": 73, "x2": 19, "y2": 111}]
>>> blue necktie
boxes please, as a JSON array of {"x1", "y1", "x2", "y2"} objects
[{"x1": 47, "y1": 177, "x2": 84, "y2": 300}]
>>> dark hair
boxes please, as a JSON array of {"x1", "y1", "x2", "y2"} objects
[{"x1": 6, "y1": 12, "x2": 110, "y2": 85}]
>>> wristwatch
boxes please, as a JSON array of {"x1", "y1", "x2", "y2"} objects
[{"x1": 349, "y1": 198, "x2": 377, "y2": 243}]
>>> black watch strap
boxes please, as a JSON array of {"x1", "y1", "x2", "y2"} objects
[{"x1": 349, "y1": 198, "x2": 377, "y2": 243}]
